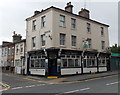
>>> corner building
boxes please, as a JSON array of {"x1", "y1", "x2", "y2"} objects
[{"x1": 26, "y1": 2, "x2": 111, "y2": 77}]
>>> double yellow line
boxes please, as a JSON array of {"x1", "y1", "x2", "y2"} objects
[{"x1": 0, "y1": 82, "x2": 10, "y2": 91}]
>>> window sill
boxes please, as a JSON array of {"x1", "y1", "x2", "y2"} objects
[
  {"x1": 32, "y1": 30, "x2": 37, "y2": 32},
  {"x1": 59, "y1": 26, "x2": 66, "y2": 28},
  {"x1": 71, "y1": 46, "x2": 77, "y2": 49},
  {"x1": 71, "y1": 28, "x2": 77, "y2": 31},
  {"x1": 60, "y1": 45, "x2": 66, "y2": 48},
  {"x1": 87, "y1": 32, "x2": 91, "y2": 34}
]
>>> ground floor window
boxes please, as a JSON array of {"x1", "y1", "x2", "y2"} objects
[
  {"x1": 30, "y1": 55, "x2": 45, "y2": 68},
  {"x1": 99, "y1": 57, "x2": 106, "y2": 66},
  {"x1": 15, "y1": 60, "x2": 21, "y2": 66},
  {"x1": 61, "y1": 55, "x2": 81, "y2": 68},
  {"x1": 83, "y1": 56, "x2": 97, "y2": 68}
]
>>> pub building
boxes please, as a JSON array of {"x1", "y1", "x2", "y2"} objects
[{"x1": 25, "y1": 2, "x2": 111, "y2": 77}]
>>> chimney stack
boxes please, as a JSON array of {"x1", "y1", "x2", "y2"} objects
[
  {"x1": 65, "y1": 2, "x2": 73, "y2": 13},
  {"x1": 12, "y1": 31, "x2": 22, "y2": 43},
  {"x1": 34, "y1": 10, "x2": 40, "y2": 15},
  {"x1": 78, "y1": 8, "x2": 90, "y2": 19}
]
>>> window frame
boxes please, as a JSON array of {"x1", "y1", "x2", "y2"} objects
[
  {"x1": 71, "y1": 35, "x2": 77, "y2": 46},
  {"x1": 87, "y1": 39, "x2": 92, "y2": 48},
  {"x1": 41, "y1": 16, "x2": 46, "y2": 28},
  {"x1": 87, "y1": 23, "x2": 91, "y2": 33},
  {"x1": 32, "y1": 37, "x2": 36, "y2": 48},
  {"x1": 101, "y1": 27, "x2": 104, "y2": 36},
  {"x1": 101, "y1": 41, "x2": 105, "y2": 50},
  {"x1": 20, "y1": 44, "x2": 23, "y2": 53},
  {"x1": 59, "y1": 15, "x2": 65, "y2": 27},
  {"x1": 41, "y1": 34, "x2": 45, "y2": 46},
  {"x1": 32, "y1": 20, "x2": 36, "y2": 31},
  {"x1": 60, "y1": 33, "x2": 66, "y2": 46},
  {"x1": 71, "y1": 18, "x2": 76, "y2": 29}
]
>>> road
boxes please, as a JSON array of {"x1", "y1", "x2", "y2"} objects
[{"x1": 1, "y1": 73, "x2": 119, "y2": 94}]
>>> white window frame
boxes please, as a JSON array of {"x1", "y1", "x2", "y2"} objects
[
  {"x1": 59, "y1": 15, "x2": 65, "y2": 27},
  {"x1": 32, "y1": 20, "x2": 36, "y2": 30},
  {"x1": 20, "y1": 44, "x2": 23, "y2": 53},
  {"x1": 41, "y1": 34, "x2": 45, "y2": 46},
  {"x1": 71, "y1": 18, "x2": 76, "y2": 29},
  {"x1": 41, "y1": 16, "x2": 46, "y2": 28},
  {"x1": 32, "y1": 37, "x2": 36, "y2": 48}
]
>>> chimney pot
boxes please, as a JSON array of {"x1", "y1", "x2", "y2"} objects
[
  {"x1": 34, "y1": 10, "x2": 40, "y2": 15},
  {"x1": 65, "y1": 2, "x2": 73, "y2": 13}
]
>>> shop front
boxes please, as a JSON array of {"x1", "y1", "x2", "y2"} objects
[{"x1": 27, "y1": 48, "x2": 111, "y2": 77}]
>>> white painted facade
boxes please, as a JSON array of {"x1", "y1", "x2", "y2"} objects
[
  {"x1": 26, "y1": 7, "x2": 109, "y2": 53},
  {"x1": 14, "y1": 40, "x2": 26, "y2": 74},
  {"x1": 26, "y1": 4, "x2": 110, "y2": 76}
]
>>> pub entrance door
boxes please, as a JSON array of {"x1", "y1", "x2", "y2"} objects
[{"x1": 48, "y1": 58, "x2": 57, "y2": 76}]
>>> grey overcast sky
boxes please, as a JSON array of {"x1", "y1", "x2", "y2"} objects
[{"x1": 0, "y1": 0, "x2": 118, "y2": 46}]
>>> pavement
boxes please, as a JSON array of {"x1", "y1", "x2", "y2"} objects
[
  {"x1": 2, "y1": 70, "x2": 119, "y2": 84},
  {"x1": 2, "y1": 71, "x2": 119, "y2": 94},
  {"x1": 60, "y1": 71, "x2": 119, "y2": 83}
]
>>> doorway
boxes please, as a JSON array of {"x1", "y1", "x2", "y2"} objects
[{"x1": 48, "y1": 58, "x2": 57, "y2": 76}]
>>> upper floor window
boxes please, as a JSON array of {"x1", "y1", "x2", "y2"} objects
[
  {"x1": 12, "y1": 47, "x2": 14, "y2": 55},
  {"x1": 32, "y1": 37, "x2": 36, "y2": 48},
  {"x1": 71, "y1": 18, "x2": 76, "y2": 29},
  {"x1": 59, "y1": 15, "x2": 65, "y2": 27},
  {"x1": 4, "y1": 48, "x2": 7, "y2": 56},
  {"x1": 101, "y1": 27, "x2": 104, "y2": 36},
  {"x1": 41, "y1": 16, "x2": 46, "y2": 28},
  {"x1": 71, "y1": 35, "x2": 77, "y2": 46},
  {"x1": 41, "y1": 34, "x2": 45, "y2": 46},
  {"x1": 60, "y1": 33, "x2": 66, "y2": 45},
  {"x1": 101, "y1": 41, "x2": 105, "y2": 50},
  {"x1": 16, "y1": 45, "x2": 19, "y2": 54},
  {"x1": 87, "y1": 23, "x2": 91, "y2": 33},
  {"x1": 2, "y1": 48, "x2": 4, "y2": 56},
  {"x1": 20, "y1": 44, "x2": 23, "y2": 53},
  {"x1": 87, "y1": 39, "x2": 92, "y2": 48},
  {"x1": 8, "y1": 48, "x2": 10, "y2": 55},
  {"x1": 32, "y1": 20, "x2": 36, "y2": 30}
]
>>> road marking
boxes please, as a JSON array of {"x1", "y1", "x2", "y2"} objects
[
  {"x1": 64, "y1": 87, "x2": 90, "y2": 94},
  {"x1": 0, "y1": 82, "x2": 10, "y2": 91},
  {"x1": 12, "y1": 87, "x2": 23, "y2": 90},
  {"x1": 25, "y1": 85, "x2": 35, "y2": 88},
  {"x1": 80, "y1": 87, "x2": 90, "y2": 91},
  {"x1": 106, "y1": 81, "x2": 119, "y2": 86},
  {"x1": 37, "y1": 84, "x2": 45, "y2": 86},
  {"x1": 64, "y1": 90, "x2": 79, "y2": 93}
]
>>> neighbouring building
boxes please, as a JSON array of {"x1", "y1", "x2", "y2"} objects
[
  {"x1": 1, "y1": 32, "x2": 24, "y2": 73},
  {"x1": 110, "y1": 53, "x2": 120, "y2": 71},
  {"x1": 14, "y1": 39, "x2": 26, "y2": 74},
  {"x1": 1, "y1": 41, "x2": 11, "y2": 67},
  {"x1": 25, "y1": 2, "x2": 111, "y2": 77}
]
